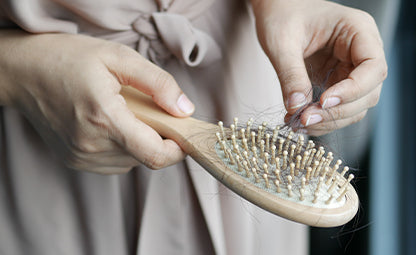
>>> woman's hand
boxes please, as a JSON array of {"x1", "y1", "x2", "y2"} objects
[
  {"x1": 0, "y1": 31, "x2": 195, "y2": 174},
  {"x1": 251, "y1": 0, "x2": 387, "y2": 136}
]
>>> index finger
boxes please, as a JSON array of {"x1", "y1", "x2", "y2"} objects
[
  {"x1": 107, "y1": 95, "x2": 186, "y2": 169},
  {"x1": 320, "y1": 32, "x2": 387, "y2": 108}
]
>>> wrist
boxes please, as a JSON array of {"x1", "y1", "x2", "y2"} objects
[
  {"x1": 0, "y1": 30, "x2": 47, "y2": 107},
  {"x1": 0, "y1": 30, "x2": 29, "y2": 107}
]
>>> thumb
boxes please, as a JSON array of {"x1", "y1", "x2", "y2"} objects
[
  {"x1": 105, "y1": 46, "x2": 195, "y2": 117},
  {"x1": 270, "y1": 47, "x2": 312, "y2": 114}
]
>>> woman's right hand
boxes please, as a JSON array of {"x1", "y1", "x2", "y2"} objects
[{"x1": 0, "y1": 31, "x2": 195, "y2": 174}]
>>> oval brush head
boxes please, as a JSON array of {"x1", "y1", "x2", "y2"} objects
[
  {"x1": 215, "y1": 118, "x2": 358, "y2": 227},
  {"x1": 121, "y1": 86, "x2": 359, "y2": 228}
]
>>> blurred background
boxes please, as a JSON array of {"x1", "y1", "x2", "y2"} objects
[{"x1": 310, "y1": 0, "x2": 416, "y2": 254}]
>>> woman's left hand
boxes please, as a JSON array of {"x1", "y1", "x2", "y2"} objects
[{"x1": 251, "y1": 0, "x2": 387, "y2": 136}]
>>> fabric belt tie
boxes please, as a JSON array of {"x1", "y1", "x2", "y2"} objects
[{"x1": 132, "y1": 12, "x2": 221, "y2": 67}]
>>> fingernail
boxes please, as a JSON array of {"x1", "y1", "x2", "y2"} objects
[
  {"x1": 322, "y1": 97, "x2": 341, "y2": 109},
  {"x1": 288, "y1": 92, "x2": 307, "y2": 109},
  {"x1": 305, "y1": 114, "x2": 322, "y2": 126},
  {"x1": 177, "y1": 94, "x2": 195, "y2": 114}
]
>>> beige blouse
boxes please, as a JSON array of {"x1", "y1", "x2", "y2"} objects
[{"x1": 0, "y1": 0, "x2": 307, "y2": 254}]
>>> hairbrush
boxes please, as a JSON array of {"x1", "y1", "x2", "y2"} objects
[{"x1": 121, "y1": 86, "x2": 359, "y2": 227}]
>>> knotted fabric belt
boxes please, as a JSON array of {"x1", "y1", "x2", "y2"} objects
[{"x1": 132, "y1": 12, "x2": 221, "y2": 67}]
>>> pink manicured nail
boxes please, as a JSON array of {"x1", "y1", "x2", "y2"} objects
[
  {"x1": 177, "y1": 94, "x2": 195, "y2": 114},
  {"x1": 288, "y1": 92, "x2": 307, "y2": 109},
  {"x1": 322, "y1": 97, "x2": 341, "y2": 109},
  {"x1": 305, "y1": 114, "x2": 322, "y2": 126}
]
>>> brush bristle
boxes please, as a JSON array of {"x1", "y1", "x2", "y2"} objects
[{"x1": 215, "y1": 118, "x2": 354, "y2": 208}]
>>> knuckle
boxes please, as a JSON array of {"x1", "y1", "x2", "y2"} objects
[
  {"x1": 278, "y1": 67, "x2": 304, "y2": 84},
  {"x1": 70, "y1": 130, "x2": 102, "y2": 154},
  {"x1": 63, "y1": 153, "x2": 85, "y2": 171},
  {"x1": 348, "y1": 78, "x2": 362, "y2": 101},
  {"x1": 100, "y1": 42, "x2": 140, "y2": 73},
  {"x1": 143, "y1": 151, "x2": 167, "y2": 170},
  {"x1": 278, "y1": 67, "x2": 309, "y2": 94},
  {"x1": 362, "y1": 12, "x2": 375, "y2": 23},
  {"x1": 107, "y1": 42, "x2": 133, "y2": 59},
  {"x1": 369, "y1": 93, "x2": 380, "y2": 108},
  {"x1": 327, "y1": 106, "x2": 345, "y2": 120},
  {"x1": 354, "y1": 10, "x2": 376, "y2": 25},
  {"x1": 381, "y1": 62, "x2": 388, "y2": 80},
  {"x1": 74, "y1": 139, "x2": 100, "y2": 154},
  {"x1": 353, "y1": 111, "x2": 367, "y2": 124},
  {"x1": 153, "y1": 70, "x2": 175, "y2": 92}
]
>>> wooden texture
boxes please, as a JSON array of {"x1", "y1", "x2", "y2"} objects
[{"x1": 121, "y1": 86, "x2": 359, "y2": 227}]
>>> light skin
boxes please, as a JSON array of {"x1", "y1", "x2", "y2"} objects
[
  {"x1": 0, "y1": 0, "x2": 387, "y2": 173},
  {"x1": 251, "y1": 0, "x2": 387, "y2": 136},
  {"x1": 0, "y1": 31, "x2": 194, "y2": 174}
]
